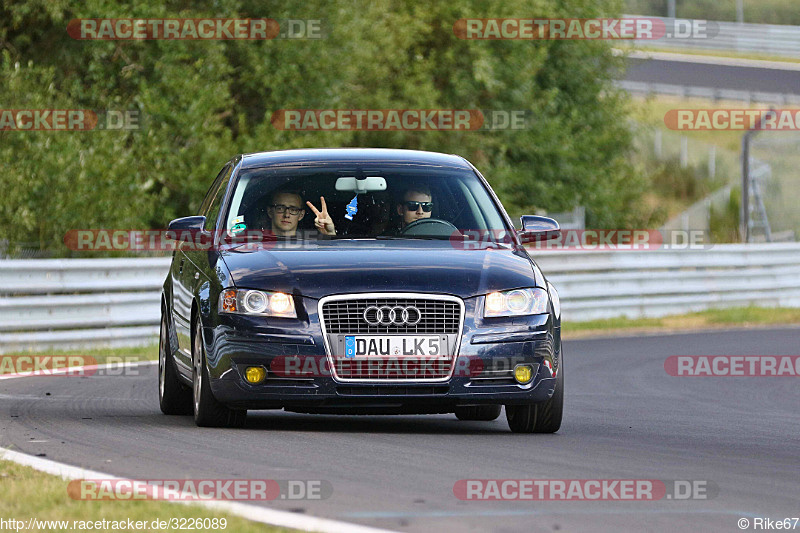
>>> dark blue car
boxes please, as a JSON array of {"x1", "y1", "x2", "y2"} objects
[{"x1": 159, "y1": 148, "x2": 563, "y2": 432}]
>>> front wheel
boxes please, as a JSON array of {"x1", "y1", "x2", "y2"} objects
[
  {"x1": 505, "y1": 354, "x2": 563, "y2": 433},
  {"x1": 192, "y1": 316, "x2": 246, "y2": 428}
]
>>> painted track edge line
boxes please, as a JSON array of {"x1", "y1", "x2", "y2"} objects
[
  {"x1": 0, "y1": 359, "x2": 158, "y2": 381},
  {"x1": 564, "y1": 324, "x2": 800, "y2": 342},
  {"x1": 614, "y1": 48, "x2": 800, "y2": 71},
  {"x1": 0, "y1": 448, "x2": 397, "y2": 533}
]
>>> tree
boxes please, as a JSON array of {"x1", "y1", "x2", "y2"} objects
[{"x1": 1, "y1": 0, "x2": 646, "y2": 256}]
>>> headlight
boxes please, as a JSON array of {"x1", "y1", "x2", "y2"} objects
[
  {"x1": 219, "y1": 289, "x2": 297, "y2": 318},
  {"x1": 483, "y1": 288, "x2": 548, "y2": 317}
]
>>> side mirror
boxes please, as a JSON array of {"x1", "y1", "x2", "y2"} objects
[
  {"x1": 518, "y1": 215, "x2": 560, "y2": 242},
  {"x1": 167, "y1": 216, "x2": 206, "y2": 241}
]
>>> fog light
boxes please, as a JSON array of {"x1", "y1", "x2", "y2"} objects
[
  {"x1": 514, "y1": 364, "x2": 533, "y2": 384},
  {"x1": 244, "y1": 366, "x2": 267, "y2": 384}
]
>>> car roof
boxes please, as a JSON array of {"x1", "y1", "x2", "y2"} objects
[{"x1": 239, "y1": 148, "x2": 472, "y2": 170}]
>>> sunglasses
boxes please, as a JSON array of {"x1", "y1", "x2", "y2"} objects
[
  {"x1": 270, "y1": 204, "x2": 303, "y2": 215},
  {"x1": 403, "y1": 201, "x2": 434, "y2": 212}
]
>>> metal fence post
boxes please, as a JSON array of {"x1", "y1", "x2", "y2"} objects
[
  {"x1": 708, "y1": 145, "x2": 716, "y2": 178},
  {"x1": 741, "y1": 132, "x2": 750, "y2": 243}
]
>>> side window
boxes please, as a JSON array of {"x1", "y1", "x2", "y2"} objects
[
  {"x1": 199, "y1": 165, "x2": 229, "y2": 215},
  {"x1": 202, "y1": 165, "x2": 234, "y2": 231}
]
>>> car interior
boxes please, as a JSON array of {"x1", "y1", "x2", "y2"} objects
[{"x1": 224, "y1": 168, "x2": 502, "y2": 239}]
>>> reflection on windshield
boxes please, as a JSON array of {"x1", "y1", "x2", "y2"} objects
[{"x1": 222, "y1": 166, "x2": 510, "y2": 243}]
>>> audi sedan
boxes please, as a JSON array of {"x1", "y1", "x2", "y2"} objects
[{"x1": 159, "y1": 148, "x2": 563, "y2": 432}]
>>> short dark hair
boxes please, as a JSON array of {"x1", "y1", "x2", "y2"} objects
[
  {"x1": 399, "y1": 183, "x2": 432, "y2": 201},
  {"x1": 269, "y1": 189, "x2": 304, "y2": 206}
]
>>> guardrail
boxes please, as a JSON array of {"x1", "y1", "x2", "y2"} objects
[
  {"x1": 616, "y1": 80, "x2": 800, "y2": 105},
  {"x1": 2, "y1": 244, "x2": 800, "y2": 352},
  {"x1": 0, "y1": 258, "x2": 170, "y2": 354},
  {"x1": 534, "y1": 243, "x2": 800, "y2": 321},
  {"x1": 629, "y1": 16, "x2": 800, "y2": 57}
]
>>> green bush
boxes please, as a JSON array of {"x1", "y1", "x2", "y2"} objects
[
  {"x1": 1, "y1": 0, "x2": 650, "y2": 256},
  {"x1": 647, "y1": 157, "x2": 723, "y2": 203},
  {"x1": 709, "y1": 186, "x2": 741, "y2": 243}
]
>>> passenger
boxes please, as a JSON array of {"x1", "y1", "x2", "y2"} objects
[{"x1": 266, "y1": 190, "x2": 336, "y2": 237}]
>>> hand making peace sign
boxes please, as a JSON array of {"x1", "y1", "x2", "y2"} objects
[{"x1": 306, "y1": 196, "x2": 337, "y2": 236}]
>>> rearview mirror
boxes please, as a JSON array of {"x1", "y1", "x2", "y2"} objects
[
  {"x1": 518, "y1": 215, "x2": 560, "y2": 242},
  {"x1": 335, "y1": 176, "x2": 387, "y2": 194}
]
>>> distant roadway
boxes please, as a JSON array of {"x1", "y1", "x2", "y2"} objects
[{"x1": 623, "y1": 50, "x2": 800, "y2": 95}]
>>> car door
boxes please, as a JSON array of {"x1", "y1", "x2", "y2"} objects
[{"x1": 171, "y1": 163, "x2": 232, "y2": 371}]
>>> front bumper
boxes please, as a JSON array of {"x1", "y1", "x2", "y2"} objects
[{"x1": 202, "y1": 298, "x2": 560, "y2": 413}]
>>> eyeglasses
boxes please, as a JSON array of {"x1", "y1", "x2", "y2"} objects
[
  {"x1": 270, "y1": 204, "x2": 303, "y2": 215},
  {"x1": 403, "y1": 201, "x2": 434, "y2": 212}
]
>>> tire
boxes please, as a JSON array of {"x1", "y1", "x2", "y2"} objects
[
  {"x1": 505, "y1": 353, "x2": 563, "y2": 434},
  {"x1": 454, "y1": 405, "x2": 502, "y2": 421},
  {"x1": 192, "y1": 316, "x2": 247, "y2": 428},
  {"x1": 158, "y1": 308, "x2": 192, "y2": 415}
]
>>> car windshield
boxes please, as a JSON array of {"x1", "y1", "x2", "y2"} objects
[{"x1": 222, "y1": 164, "x2": 511, "y2": 241}]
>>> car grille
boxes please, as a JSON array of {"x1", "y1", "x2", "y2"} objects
[
  {"x1": 321, "y1": 297, "x2": 460, "y2": 334},
  {"x1": 337, "y1": 385, "x2": 449, "y2": 396},
  {"x1": 333, "y1": 358, "x2": 452, "y2": 380},
  {"x1": 320, "y1": 295, "x2": 463, "y2": 381},
  {"x1": 468, "y1": 368, "x2": 524, "y2": 386}
]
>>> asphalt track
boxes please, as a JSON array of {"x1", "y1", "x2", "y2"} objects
[
  {"x1": 624, "y1": 57, "x2": 800, "y2": 95},
  {"x1": 2, "y1": 327, "x2": 799, "y2": 533}
]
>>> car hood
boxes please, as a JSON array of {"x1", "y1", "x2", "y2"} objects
[{"x1": 219, "y1": 240, "x2": 539, "y2": 300}]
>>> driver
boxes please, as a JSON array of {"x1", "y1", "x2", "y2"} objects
[{"x1": 397, "y1": 185, "x2": 433, "y2": 227}]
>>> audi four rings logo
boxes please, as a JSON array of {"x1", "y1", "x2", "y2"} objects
[{"x1": 363, "y1": 305, "x2": 422, "y2": 326}]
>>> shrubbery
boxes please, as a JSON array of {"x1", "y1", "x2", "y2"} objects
[{"x1": 1, "y1": 0, "x2": 651, "y2": 256}]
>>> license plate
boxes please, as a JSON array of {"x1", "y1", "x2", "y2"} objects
[{"x1": 344, "y1": 336, "x2": 442, "y2": 358}]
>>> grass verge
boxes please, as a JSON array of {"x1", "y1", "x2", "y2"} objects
[
  {"x1": 0, "y1": 458, "x2": 295, "y2": 532},
  {"x1": 1, "y1": 345, "x2": 158, "y2": 376},
  {"x1": 630, "y1": 94, "x2": 759, "y2": 153},
  {"x1": 625, "y1": 45, "x2": 800, "y2": 65},
  {"x1": 563, "y1": 306, "x2": 800, "y2": 338}
]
